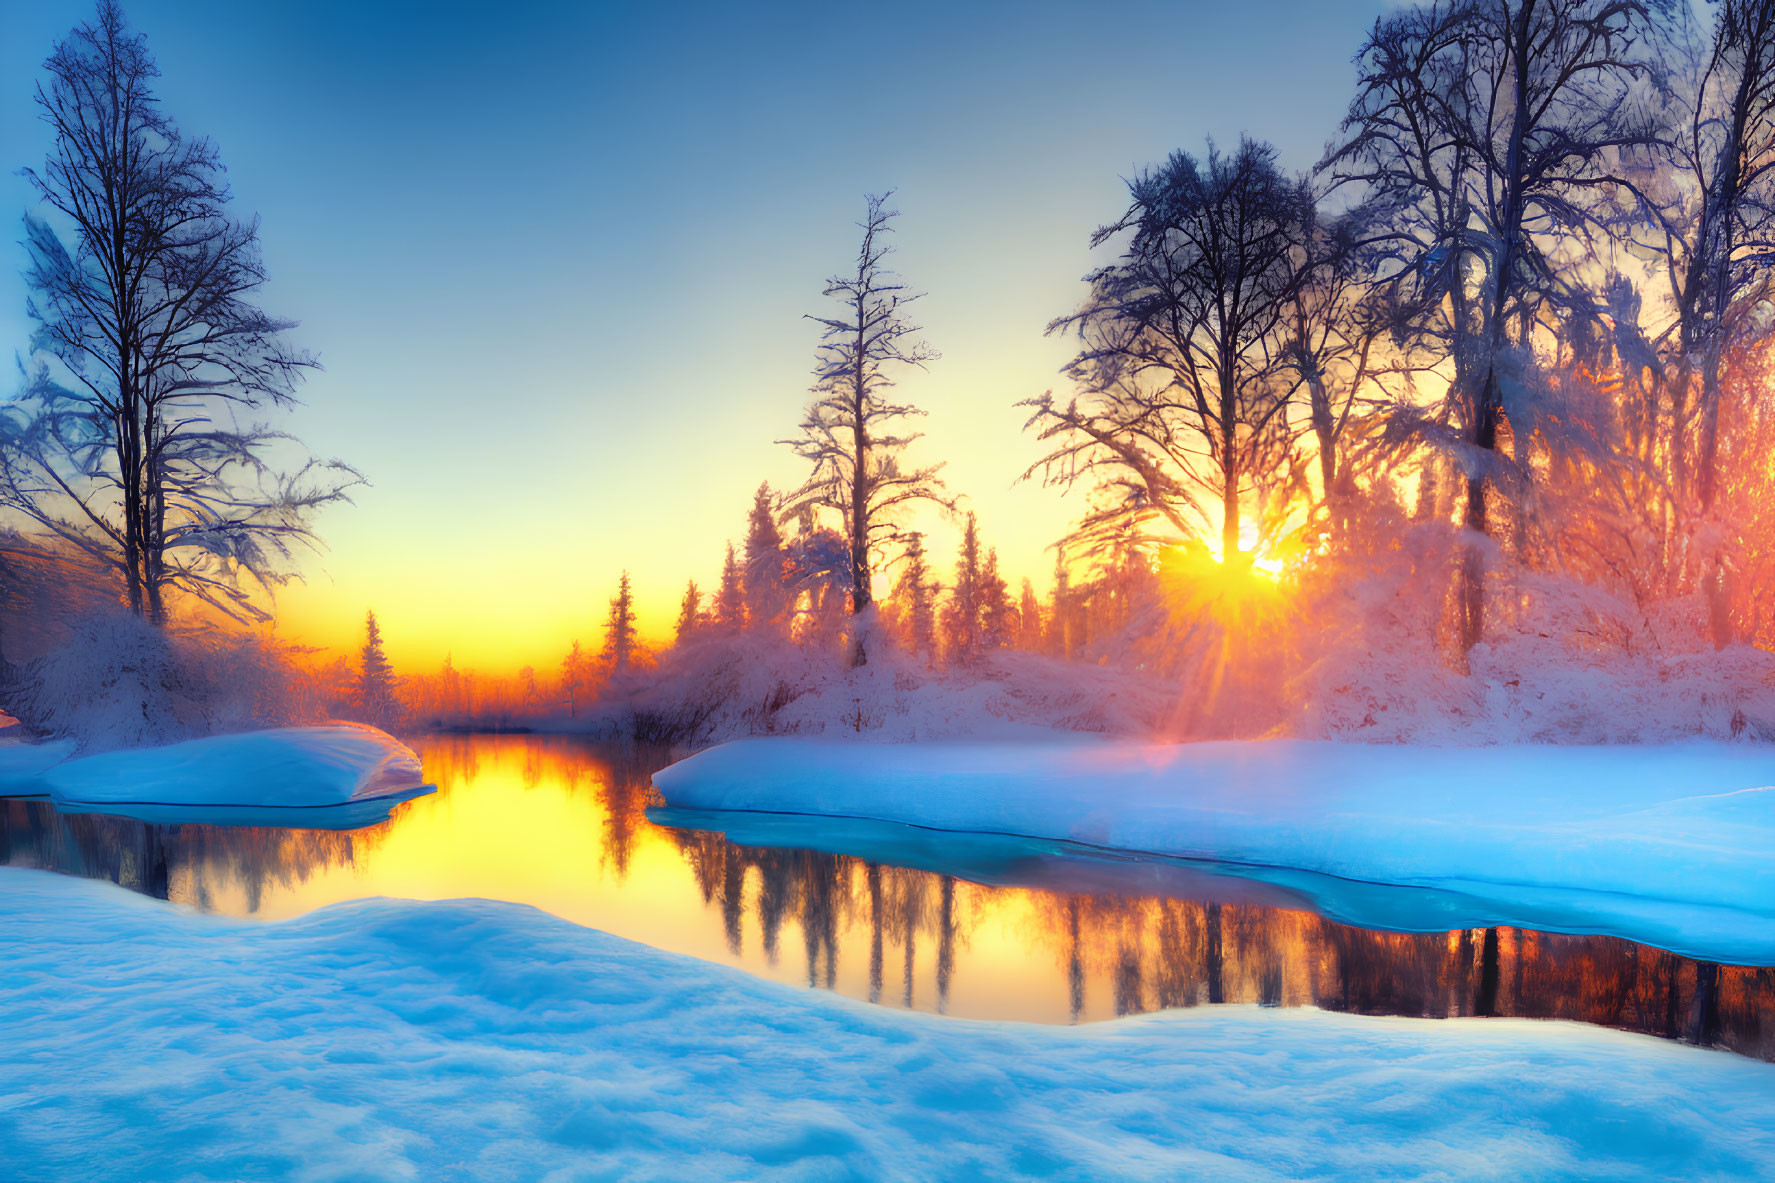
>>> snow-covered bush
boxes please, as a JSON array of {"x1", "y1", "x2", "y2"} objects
[
  {"x1": 9, "y1": 611, "x2": 327, "y2": 752},
  {"x1": 567, "y1": 615, "x2": 1172, "y2": 751},
  {"x1": 1291, "y1": 526, "x2": 1775, "y2": 744}
]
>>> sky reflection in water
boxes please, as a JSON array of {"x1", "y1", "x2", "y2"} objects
[{"x1": 2, "y1": 734, "x2": 1771, "y2": 1057}]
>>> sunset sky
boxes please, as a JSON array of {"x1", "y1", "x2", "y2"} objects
[{"x1": 0, "y1": 0, "x2": 1388, "y2": 674}]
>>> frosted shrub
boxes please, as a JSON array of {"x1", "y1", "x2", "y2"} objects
[
  {"x1": 10, "y1": 612, "x2": 324, "y2": 752},
  {"x1": 1293, "y1": 538, "x2": 1775, "y2": 744},
  {"x1": 590, "y1": 624, "x2": 1171, "y2": 751}
]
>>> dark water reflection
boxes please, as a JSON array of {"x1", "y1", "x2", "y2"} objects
[{"x1": 2, "y1": 735, "x2": 1770, "y2": 1059}]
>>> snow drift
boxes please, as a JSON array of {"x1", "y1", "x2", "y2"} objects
[
  {"x1": 0, "y1": 739, "x2": 78, "y2": 798},
  {"x1": 654, "y1": 738, "x2": 1775, "y2": 964},
  {"x1": 42, "y1": 724, "x2": 430, "y2": 817},
  {"x1": 3, "y1": 867, "x2": 1771, "y2": 1181}
]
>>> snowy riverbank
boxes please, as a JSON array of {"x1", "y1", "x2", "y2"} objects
[
  {"x1": 2, "y1": 867, "x2": 1772, "y2": 1181},
  {"x1": 653, "y1": 738, "x2": 1775, "y2": 965},
  {"x1": 0, "y1": 726, "x2": 432, "y2": 828}
]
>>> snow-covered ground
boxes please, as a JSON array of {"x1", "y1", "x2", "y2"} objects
[
  {"x1": 0, "y1": 725, "x2": 432, "y2": 828},
  {"x1": 1, "y1": 867, "x2": 1770, "y2": 1181},
  {"x1": 654, "y1": 738, "x2": 1775, "y2": 965}
]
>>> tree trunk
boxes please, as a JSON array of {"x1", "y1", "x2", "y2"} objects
[
  {"x1": 1475, "y1": 926, "x2": 1501, "y2": 1016},
  {"x1": 1698, "y1": 341, "x2": 1732, "y2": 648}
]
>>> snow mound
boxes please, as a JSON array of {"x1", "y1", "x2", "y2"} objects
[
  {"x1": 44, "y1": 724, "x2": 430, "y2": 812},
  {"x1": 654, "y1": 738, "x2": 1775, "y2": 964},
  {"x1": 0, "y1": 739, "x2": 77, "y2": 798},
  {"x1": 3, "y1": 866, "x2": 1772, "y2": 1181}
]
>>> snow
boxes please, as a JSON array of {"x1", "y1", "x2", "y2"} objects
[
  {"x1": 1, "y1": 867, "x2": 1770, "y2": 1181},
  {"x1": 38, "y1": 724, "x2": 432, "y2": 825},
  {"x1": 653, "y1": 738, "x2": 1775, "y2": 966},
  {"x1": 0, "y1": 739, "x2": 77, "y2": 798}
]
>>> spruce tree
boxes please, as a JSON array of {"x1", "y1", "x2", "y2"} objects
[
  {"x1": 674, "y1": 579, "x2": 703, "y2": 645},
  {"x1": 744, "y1": 482, "x2": 788, "y2": 633},
  {"x1": 604, "y1": 571, "x2": 637, "y2": 673},
  {"x1": 714, "y1": 543, "x2": 746, "y2": 632},
  {"x1": 358, "y1": 610, "x2": 397, "y2": 727},
  {"x1": 893, "y1": 533, "x2": 937, "y2": 663},
  {"x1": 979, "y1": 548, "x2": 1013, "y2": 652},
  {"x1": 943, "y1": 514, "x2": 983, "y2": 663}
]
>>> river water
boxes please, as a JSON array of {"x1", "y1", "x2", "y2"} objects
[{"x1": 3, "y1": 734, "x2": 1770, "y2": 1057}]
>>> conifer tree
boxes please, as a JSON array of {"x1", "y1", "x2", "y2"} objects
[
  {"x1": 357, "y1": 609, "x2": 397, "y2": 727},
  {"x1": 1048, "y1": 548, "x2": 1073, "y2": 659},
  {"x1": 892, "y1": 532, "x2": 938, "y2": 663},
  {"x1": 979, "y1": 549, "x2": 1013, "y2": 652},
  {"x1": 604, "y1": 571, "x2": 637, "y2": 673},
  {"x1": 943, "y1": 514, "x2": 983, "y2": 663},
  {"x1": 561, "y1": 640, "x2": 588, "y2": 717},
  {"x1": 744, "y1": 483, "x2": 789, "y2": 633},
  {"x1": 1017, "y1": 577, "x2": 1043, "y2": 651},
  {"x1": 674, "y1": 579, "x2": 703, "y2": 645},
  {"x1": 714, "y1": 543, "x2": 746, "y2": 632}
]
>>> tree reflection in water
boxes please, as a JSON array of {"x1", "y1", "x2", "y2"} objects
[{"x1": 2, "y1": 734, "x2": 1770, "y2": 1059}]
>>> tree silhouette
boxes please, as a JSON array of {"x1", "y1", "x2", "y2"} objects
[
  {"x1": 356, "y1": 609, "x2": 397, "y2": 727},
  {"x1": 10, "y1": 0, "x2": 357, "y2": 623},
  {"x1": 783, "y1": 193, "x2": 952, "y2": 666}
]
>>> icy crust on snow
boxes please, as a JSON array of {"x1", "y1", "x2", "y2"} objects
[
  {"x1": 41, "y1": 724, "x2": 430, "y2": 812},
  {"x1": 654, "y1": 738, "x2": 1775, "y2": 965},
  {"x1": 2, "y1": 868, "x2": 1772, "y2": 1182}
]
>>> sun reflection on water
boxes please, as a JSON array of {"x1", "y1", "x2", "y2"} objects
[{"x1": 2, "y1": 734, "x2": 1772, "y2": 1051}]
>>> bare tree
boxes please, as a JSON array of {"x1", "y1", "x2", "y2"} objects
[
  {"x1": 11, "y1": 0, "x2": 356, "y2": 625},
  {"x1": 1025, "y1": 138, "x2": 1316, "y2": 599},
  {"x1": 1630, "y1": 0, "x2": 1775, "y2": 643},
  {"x1": 783, "y1": 193, "x2": 951, "y2": 665},
  {"x1": 1325, "y1": 0, "x2": 1675, "y2": 655}
]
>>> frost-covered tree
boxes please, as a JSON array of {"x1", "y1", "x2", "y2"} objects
[
  {"x1": 743, "y1": 482, "x2": 789, "y2": 634},
  {"x1": 356, "y1": 609, "x2": 397, "y2": 727},
  {"x1": 943, "y1": 514, "x2": 983, "y2": 664},
  {"x1": 1325, "y1": 0, "x2": 1677, "y2": 654},
  {"x1": 979, "y1": 548, "x2": 1014, "y2": 653},
  {"x1": 1027, "y1": 139, "x2": 1316, "y2": 580},
  {"x1": 9, "y1": 1, "x2": 357, "y2": 625},
  {"x1": 674, "y1": 579, "x2": 703, "y2": 646},
  {"x1": 1017, "y1": 577, "x2": 1043, "y2": 651},
  {"x1": 714, "y1": 543, "x2": 745, "y2": 632},
  {"x1": 561, "y1": 640, "x2": 590, "y2": 717},
  {"x1": 890, "y1": 531, "x2": 937, "y2": 663},
  {"x1": 782, "y1": 193, "x2": 952, "y2": 665},
  {"x1": 604, "y1": 571, "x2": 636, "y2": 674},
  {"x1": 1048, "y1": 547, "x2": 1079, "y2": 659},
  {"x1": 1632, "y1": 0, "x2": 1775, "y2": 644}
]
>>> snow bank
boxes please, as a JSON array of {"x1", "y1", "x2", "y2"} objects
[
  {"x1": 1, "y1": 867, "x2": 1770, "y2": 1181},
  {"x1": 43, "y1": 724, "x2": 430, "y2": 815},
  {"x1": 654, "y1": 738, "x2": 1775, "y2": 965},
  {"x1": 0, "y1": 739, "x2": 77, "y2": 798}
]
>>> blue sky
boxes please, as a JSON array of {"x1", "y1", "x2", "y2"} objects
[{"x1": 0, "y1": 0, "x2": 1389, "y2": 671}]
